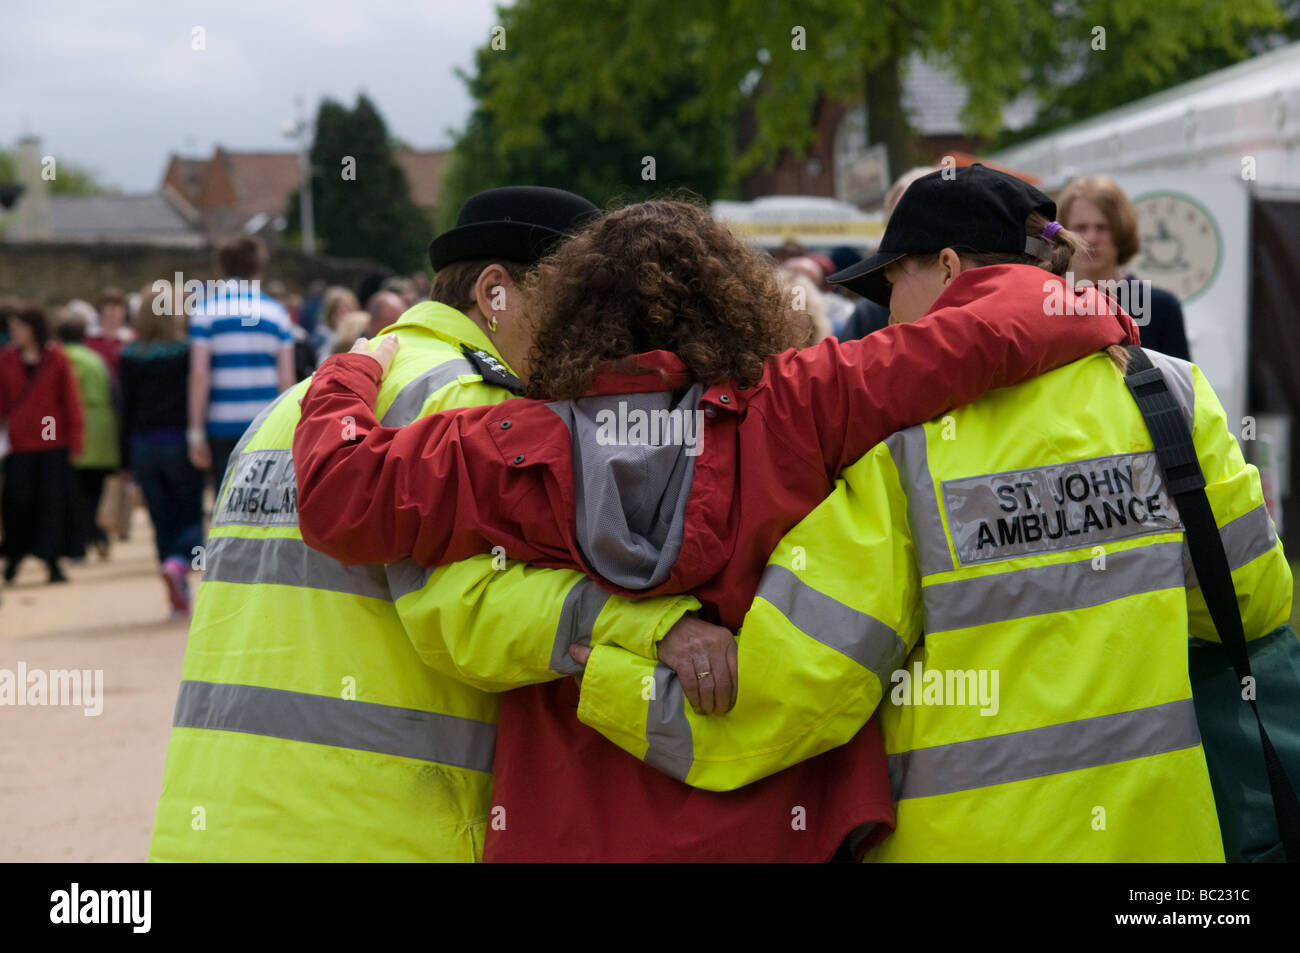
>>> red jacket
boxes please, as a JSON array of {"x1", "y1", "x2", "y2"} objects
[
  {"x1": 0, "y1": 344, "x2": 86, "y2": 457},
  {"x1": 294, "y1": 265, "x2": 1141, "y2": 861},
  {"x1": 86, "y1": 335, "x2": 123, "y2": 380}
]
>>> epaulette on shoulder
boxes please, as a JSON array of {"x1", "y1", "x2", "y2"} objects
[{"x1": 460, "y1": 344, "x2": 525, "y2": 395}]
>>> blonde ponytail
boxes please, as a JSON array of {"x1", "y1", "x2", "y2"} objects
[{"x1": 1026, "y1": 211, "x2": 1090, "y2": 277}]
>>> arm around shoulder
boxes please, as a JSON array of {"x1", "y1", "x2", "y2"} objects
[{"x1": 578, "y1": 442, "x2": 923, "y2": 789}]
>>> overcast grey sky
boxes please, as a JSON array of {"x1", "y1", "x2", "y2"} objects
[{"x1": 2, "y1": 0, "x2": 503, "y2": 191}]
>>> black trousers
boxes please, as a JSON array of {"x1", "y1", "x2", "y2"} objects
[
  {"x1": 131, "y1": 439, "x2": 204, "y2": 564},
  {"x1": 74, "y1": 467, "x2": 111, "y2": 548},
  {"x1": 1, "y1": 448, "x2": 78, "y2": 566}
]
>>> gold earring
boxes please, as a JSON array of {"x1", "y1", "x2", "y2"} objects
[{"x1": 488, "y1": 313, "x2": 499, "y2": 333}]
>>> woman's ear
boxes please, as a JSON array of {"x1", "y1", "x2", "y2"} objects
[
  {"x1": 938, "y1": 248, "x2": 964, "y2": 287},
  {"x1": 474, "y1": 265, "x2": 516, "y2": 319}
]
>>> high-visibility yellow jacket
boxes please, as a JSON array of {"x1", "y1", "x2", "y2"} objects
[
  {"x1": 577, "y1": 348, "x2": 1292, "y2": 861},
  {"x1": 148, "y1": 302, "x2": 696, "y2": 862}
]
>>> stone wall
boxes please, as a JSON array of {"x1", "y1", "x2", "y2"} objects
[{"x1": 0, "y1": 241, "x2": 383, "y2": 304}]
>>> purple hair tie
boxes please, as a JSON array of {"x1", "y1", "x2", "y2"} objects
[{"x1": 1041, "y1": 221, "x2": 1064, "y2": 240}]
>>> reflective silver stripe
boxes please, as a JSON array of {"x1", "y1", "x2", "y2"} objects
[
  {"x1": 885, "y1": 426, "x2": 954, "y2": 576},
  {"x1": 205, "y1": 533, "x2": 391, "y2": 601},
  {"x1": 174, "y1": 680, "x2": 496, "y2": 773},
  {"x1": 923, "y1": 539, "x2": 1184, "y2": 633},
  {"x1": 756, "y1": 564, "x2": 908, "y2": 683},
  {"x1": 380, "y1": 358, "x2": 476, "y2": 426},
  {"x1": 1145, "y1": 349, "x2": 1195, "y2": 430},
  {"x1": 1219, "y1": 502, "x2": 1279, "y2": 568},
  {"x1": 550, "y1": 577, "x2": 611, "y2": 675},
  {"x1": 644, "y1": 662, "x2": 693, "y2": 780},
  {"x1": 387, "y1": 558, "x2": 433, "y2": 601},
  {"x1": 941, "y1": 451, "x2": 1179, "y2": 567},
  {"x1": 888, "y1": 697, "x2": 1199, "y2": 801},
  {"x1": 1185, "y1": 503, "x2": 1280, "y2": 589}
]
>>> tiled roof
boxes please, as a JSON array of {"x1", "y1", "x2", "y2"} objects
[
  {"x1": 161, "y1": 147, "x2": 447, "y2": 234},
  {"x1": 221, "y1": 151, "x2": 303, "y2": 217},
  {"x1": 47, "y1": 194, "x2": 198, "y2": 239},
  {"x1": 166, "y1": 156, "x2": 209, "y2": 206}
]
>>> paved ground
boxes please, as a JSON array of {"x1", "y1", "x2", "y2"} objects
[{"x1": 0, "y1": 507, "x2": 188, "y2": 862}]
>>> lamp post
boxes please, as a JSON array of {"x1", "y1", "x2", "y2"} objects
[{"x1": 282, "y1": 97, "x2": 315, "y2": 254}]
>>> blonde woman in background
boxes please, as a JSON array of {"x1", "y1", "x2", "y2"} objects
[
  {"x1": 1057, "y1": 174, "x2": 1191, "y2": 361},
  {"x1": 329, "y1": 311, "x2": 374, "y2": 356},
  {"x1": 775, "y1": 267, "x2": 833, "y2": 347},
  {"x1": 310, "y1": 287, "x2": 360, "y2": 366}
]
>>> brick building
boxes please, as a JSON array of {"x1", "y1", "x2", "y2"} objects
[{"x1": 160, "y1": 146, "x2": 449, "y2": 242}]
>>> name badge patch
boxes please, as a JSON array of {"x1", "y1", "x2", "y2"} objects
[
  {"x1": 941, "y1": 451, "x2": 1181, "y2": 566},
  {"x1": 213, "y1": 448, "x2": 299, "y2": 527}
]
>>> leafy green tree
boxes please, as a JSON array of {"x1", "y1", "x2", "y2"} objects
[
  {"x1": 453, "y1": 0, "x2": 1289, "y2": 195},
  {"x1": 438, "y1": 36, "x2": 737, "y2": 231},
  {"x1": 995, "y1": 0, "x2": 1297, "y2": 146},
  {"x1": 287, "y1": 95, "x2": 429, "y2": 272}
]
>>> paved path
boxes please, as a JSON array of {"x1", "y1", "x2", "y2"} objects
[{"x1": 0, "y1": 507, "x2": 188, "y2": 861}]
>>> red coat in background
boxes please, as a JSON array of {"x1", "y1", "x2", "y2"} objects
[
  {"x1": 295, "y1": 265, "x2": 1141, "y2": 861},
  {"x1": 85, "y1": 336, "x2": 123, "y2": 380},
  {"x1": 0, "y1": 343, "x2": 86, "y2": 457}
]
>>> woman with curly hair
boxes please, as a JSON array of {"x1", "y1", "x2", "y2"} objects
[
  {"x1": 518, "y1": 199, "x2": 799, "y2": 398},
  {"x1": 294, "y1": 192, "x2": 1139, "y2": 861}
]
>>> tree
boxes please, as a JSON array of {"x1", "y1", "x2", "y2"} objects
[
  {"x1": 438, "y1": 34, "x2": 737, "y2": 231},
  {"x1": 455, "y1": 0, "x2": 1288, "y2": 195},
  {"x1": 997, "y1": 0, "x2": 1299, "y2": 146},
  {"x1": 287, "y1": 95, "x2": 429, "y2": 272},
  {"x1": 0, "y1": 147, "x2": 113, "y2": 195}
]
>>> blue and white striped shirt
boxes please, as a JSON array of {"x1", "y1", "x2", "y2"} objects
[{"x1": 190, "y1": 286, "x2": 292, "y2": 438}]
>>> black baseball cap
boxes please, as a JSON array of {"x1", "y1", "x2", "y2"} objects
[
  {"x1": 428, "y1": 186, "x2": 599, "y2": 271},
  {"x1": 828, "y1": 164, "x2": 1056, "y2": 306}
]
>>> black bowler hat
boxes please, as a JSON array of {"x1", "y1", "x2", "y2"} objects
[
  {"x1": 428, "y1": 186, "x2": 599, "y2": 270},
  {"x1": 828, "y1": 164, "x2": 1056, "y2": 306}
]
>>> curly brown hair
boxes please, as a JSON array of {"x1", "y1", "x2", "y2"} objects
[{"x1": 521, "y1": 199, "x2": 798, "y2": 399}]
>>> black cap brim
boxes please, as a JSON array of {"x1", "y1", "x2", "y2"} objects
[
  {"x1": 827, "y1": 249, "x2": 906, "y2": 307},
  {"x1": 428, "y1": 220, "x2": 571, "y2": 271}
]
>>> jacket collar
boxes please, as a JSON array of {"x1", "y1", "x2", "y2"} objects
[
  {"x1": 583, "y1": 350, "x2": 694, "y2": 397},
  {"x1": 925, "y1": 262, "x2": 1135, "y2": 334},
  {"x1": 381, "y1": 301, "x2": 515, "y2": 372}
]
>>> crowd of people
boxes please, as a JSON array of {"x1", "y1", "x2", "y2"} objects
[{"x1": 0, "y1": 241, "x2": 429, "y2": 614}]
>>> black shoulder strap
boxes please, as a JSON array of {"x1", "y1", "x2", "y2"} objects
[
  {"x1": 1124, "y1": 344, "x2": 1300, "y2": 862},
  {"x1": 461, "y1": 344, "x2": 525, "y2": 395}
]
